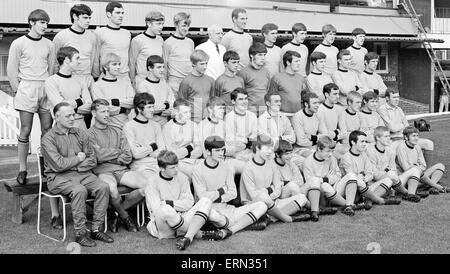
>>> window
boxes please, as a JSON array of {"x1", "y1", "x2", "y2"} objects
[
  {"x1": 0, "y1": 55, "x2": 8, "y2": 81},
  {"x1": 374, "y1": 43, "x2": 388, "y2": 73},
  {"x1": 436, "y1": 50, "x2": 450, "y2": 60}
]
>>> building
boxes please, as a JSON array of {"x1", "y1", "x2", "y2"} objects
[{"x1": 0, "y1": 0, "x2": 443, "y2": 112}]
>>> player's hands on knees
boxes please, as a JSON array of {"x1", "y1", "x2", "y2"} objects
[{"x1": 77, "y1": 152, "x2": 86, "y2": 162}]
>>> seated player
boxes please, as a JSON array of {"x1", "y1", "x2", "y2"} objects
[
  {"x1": 396, "y1": 126, "x2": 449, "y2": 194},
  {"x1": 88, "y1": 99, "x2": 149, "y2": 233},
  {"x1": 145, "y1": 150, "x2": 230, "y2": 250},
  {"x1": 240, "y1": 134, "x2": 311, "y2": 224},
  {"x1": 137, "y1": 55, "x2": 175, "y2": 127},
  {"x1": 341, "y1": 91, "x2": 363, "y2": 142},
  {"x1": 365, "y1": 126, "x2": 421, "y2": 202},
  {"x1": 360, "y1": 52, "x2": 387, "y2": 103},
  {"x1": 306, "y1": 51, "x2": 333, "y2": 102},
  {"x1": 192, "y1": 136, "x2": 268, "y2": 240},
  {"x1": 45, "y1": 46, "x2": 92, "y2": 130},
  {"x1": 275, "y1": 140, "x2": 330, "y2": 222},
  {"x1": 331, "y1": 49, "x2": 363, "y2": 106},
  {"x1": 163, "y1": 98, "x2": 202, "y2": 177},
  {"x1": 257, "y1": 92, "x2": 296, "y2": 146},
  {"x1": 214, "y1": 50, "x2": 245, "y2": 109},
  {"x1": 339, "y1": 130, "x2": 402, "y2": 208},
  {"x1": 302, "y1": 136, "x2": 360, "y2": 216},
  {"x1": 41, "y1": 102, "x2": 112, "y2": 247},
  {"x1": 123, "y1": 93, "x2": 166, "y2": 176},
  {"x1": 359, "y1": 91, "x2": 384, "y2": 143},
  {"x1": 224, "y1": 88, "x2": 257, "y2": 162},
  {"x1": 179, "y1": 49, "x2": 215, "y2": 123},
  {"x1": 92, "y1": 52, "x2": 135, "y2": 128}
]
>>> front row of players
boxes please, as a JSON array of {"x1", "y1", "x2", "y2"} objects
[{"x1": 41, "y1": 93, "x2": 447, "y2": 250}]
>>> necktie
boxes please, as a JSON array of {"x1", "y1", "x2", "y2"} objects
[{"x1": 216, "y1": 44, "x2": 220, "y2": 54}]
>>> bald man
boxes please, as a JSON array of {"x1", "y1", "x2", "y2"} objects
[{"x1": 195, "y1": 25, "x2": 226, "y2": 80}]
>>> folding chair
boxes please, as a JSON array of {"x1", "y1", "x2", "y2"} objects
[
  {"x1": 116, "y1": 185, "x2": 146, "y2": 227},
  {"x1": 36, "y1": 147, "x2": 107, "y2": 242}
]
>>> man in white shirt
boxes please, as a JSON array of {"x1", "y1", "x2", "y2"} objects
[{"x1": 195, "y1": 25, "x2": 226, "y2": 80}]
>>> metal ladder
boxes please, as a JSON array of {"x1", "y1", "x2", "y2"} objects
[{"x1": 400, "y1": 0, "x2": 450, "y2": 97}]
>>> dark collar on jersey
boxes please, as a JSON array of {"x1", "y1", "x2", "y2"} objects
[
  {"x1": 56, "y1": 72, "x2": 72, "y2": 78},
  {"x1": 375, "y1": 144, "x2": 385, "y2": 154},
  {"x1": 290, "y1": 41, "x2": 300, "y2": 46},
  {"x1": 173, "y1": 118, "x2": 186, "y2": 126},
  {"x1": 275, "y1": 157, "x2": 285, "y2": 167},
  {"x1": 313, "y1": 152, "x2": 324, "y2": 162},
  {"x1": 351, "y1": 45, "x2": 361, "y2": 50},
  {"x1": 264, "y1": 43, "x2": 274, "y2": 49},
  {"x1": 233, "y1": 109, "x2": 246, "y2": 117},
  {"x1": 69, "y1": 27, "x2": 85, "y2": 35},
  {"x1": 102, "y1": 77, "x2": 117, "y2": 82},
  {"x1": 323, "y1": 102, "x2": 334, "y2": 109},
  {"x1": 25, "y1": 34, "x2": 42, "y2": 41},
  {"x1": 310, "y1": 71, "x2": 322, "y2": 76},
  {"x1": 321, "y1": 43, "x2": 332, "y2": 47},
  {"x1": 252, "y1": 157, "x2": 265, "y2": 166},
  {"x1": 207, "y1": 117, "x2": 219, "y2": 125},
  {"x1": 338, "y1": 68, "x2": 348, "y2": 73},
  {"x1": 405, "y1": 141, "x2": 415, "y2": 150},
  {"x1": 232, "y1": 29, "x2": 244, "y2": 34},
  {"x1": 204, "y1": 159, "x2": 219, "y2": 169},
  {"x1": 345, "y1": 108, "x2": 356, "y2": 116},
  {"x1": 361, "y1": 109, "x2": 372, "y2": 115},
  {"x1": 350, "y1": 150, "x2": 360, "y2": 157},
  {"x1": 144, "y1": 32, "x2": 157, "y2": 39},
  {"x1": 364, "y1": 70, "x2": 374, "y2": 75},
  {"x1": 133, "y1": 117, "x2": 148, "y2": 124},
  {"x1": 171, "y1": 34, "x2": 185, "y2": 40},
  {"x1": 146, "y1": 77, "x2": 160, "y2": 84},
  {"x1": 106, "y1": 25, "x2": 121, "y2": 31},
  {"x1": 159, "y1": 171, "x2": 173, "y2": 181},
  {"x1": 303, "y1": 108, "x2": 313, "y2": 118}
]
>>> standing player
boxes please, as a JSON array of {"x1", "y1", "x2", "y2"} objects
[
  {"x1": 224, "y1": 88, "x2": 258, "y2": 162},
  {"x1": 360, "y1": 91, "x2": 384, "y2": 143},
  {"x1": 92, "y1": 53, "x2": 135, "y2": 128},
  {"x1": 192, "y1": 136, "x2": 268, "y2": 240},
  {"x1": 360, "y1": 52, "x2": 387, "y2": 100},
  {"x1": 261, "y1": 23, "x2": 281, "y2": 78},
  {"x1": 240, "y1": 135, "x2": 311, "y2": 224},
  {"x1": 280, "y1": 23, "x2": 309, "y2": 77},
  {"x1": 137, "y1": 55, "x2": 175, "y2": 127},
  {"x1": 46, "y1": 47, "x2": 92, "y2": 130},
  {"x1": 52, "y1": 4, "x2": 97, "y2": 92},
  {"x1": 163, "y1": 12, "x2": 195, "y2": 97},
  {"x1": 221, "y1": 8, "x2": 253, "y2": 68},
  {"x1": 347, "y1": 28, "x2": 368, "y2": 75},
  {"x1": 162, "y1": 99, "x2": 202, "y2": 177},
  {"x1": 88, "y1": 99, "x2": 148, "y2": 233},
  {"x1": 7, "y1": 9, "x2": 55, "y2": 185},
  {"x1": 313, "y1": 24, "x2": 339, "y2": 76},
  {"x1": 178, "y1": 50, "x2": 215, "y2": 123},
  {"x1": 129, "y1": 11, "x2": 165, "y2": 89},
  {"x1": 332, "y1": 49, "x2": 363, "y2": 106},
  {"x1": 195, "y1": 25, "x2": 226, "y2": 80},
  {"x1": 214, "y1": 50, "x2": 245, "y2": 108},
  {"x1": 365, "y1": 126, "x2": 421, "y2": 202},
  {"x1": 306, "y1": 51, "x2": 333, "y2": 102},
  {"x1": 93, "y1": 2, "x2": 131, "y2": 80},
  {"x1": 268, "y1": 51, "x2": 305, "y2": 117},
  {"x1": 396, "y1": 126, "x2": 449, "y2": 194},
  {"x1": 237, "y1": 42, "x2": 271, "y2": 113}
]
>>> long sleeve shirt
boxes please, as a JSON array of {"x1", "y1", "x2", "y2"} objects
[
  {"x1": 279, "y1": 42, "x2": 309, "y2": 77},
  {"x1": 257, "y1": 111, "x2": 296, "y2": 145},
  {"x1": 317, "y1": 102, "x2": 347, "y2": 141},
  {"x1": 87, "y1": 123, "x2": 132, "y2": 175},
  {"x1": 41, "y1": 126, "x2": 97, "y2": 183},
  {"x1": 347, "y1": 45, "x2": 368, "y2": 74},
  {"x1": 122, "y1": 117, "x2": 165, "y2": 172},
  {"x1": 292, "y1": 109, "x2": 321, "y2": 148},
  {"x1": 145, "y1": 172, "x2": 194, "y2": 218},
  {"x1": 240, "y1": 158, "x2": 282, "y2": 203},
  {"x1": 268, "y1": 71, "x2": 305, "y2": 114},
  {"x1": 377, "y1": 103, "x2": 409, "y2": 139},
  {"x1": 360, "y1": 70, "x2": 387, "y2": 97},
  {"x1": 221, "y1": 30, "x2": 253, "y2": 68},
  {"x1": 359, "y1": 109, "x2": 384, "y2": 143},
  {"x1": 162, "y1": 118, "x2": 202, "y2": 162},
  {"x1": 192, "y1": 160, "x2": 237, "y2": 203},
  {"x1": 306, "y1": 72, "x2": 333, "y2": 102},
  {"x1": 264, "y1": 44, "x2": 282, "y2": 78},
  {"x1": 237, "y1": 65, "x2": 271, "y2": 107},
  {"x1": 195, "y1": 39, "x2": 226, "y2": 80},
  {"x1": 128, "y1": 33, "x2": 164, "y2": 82},
  {"x1": 163, "y1": 34, "x2": 194, "y2": 79},
  {"x1": 302, "y1": 152, "x2": 341, "y2": 186},
  {"x1": 313, "y1": 43, "x2": 339, "y2": 76},
  {"x1": 52, "y1": 28, "x2": 97, "y2": 76},
  {"x1": 214, "y1": 74, "x2": 245, "y2": 107},
  {"x1": 331, "y1": 68, "x2": 363, "y2": 106},
  {"x1": 178, "y1": 73, "x2": 215, "y2": 123},
  {"x1": 274, "y1": 159, "x2": 305, "y2": 187},
  {"x1": 365, "y1": 143, "x2": 396, "y2": 180},
  {"x1": 342, "y1": 108, "x2": 362, "y2": 133},
  {"x1": 224, "y1": 109, "x2": 258, "y2": 149},
  {"x1": 137, "y1": 78, "x2": 175, "y2": 126},
  {"x1": 396, "y1": 141, "x2": 427, "y2": 173},
  {"x1": 339, "y1": 151, "x2": 374, "y2": 178}
]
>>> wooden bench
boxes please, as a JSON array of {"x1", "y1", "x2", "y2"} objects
[{"x1": 1, "y1": 176, "x2": 134, "y2": 224}]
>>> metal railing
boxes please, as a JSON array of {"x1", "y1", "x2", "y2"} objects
[{"x1": 291, "y1": 0, "x2": 395, "y2": 8}]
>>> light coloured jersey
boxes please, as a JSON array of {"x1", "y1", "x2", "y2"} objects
[
  {"x1": 163, "y1": 34, "x2": 194, "y2": 79},
  {"x1": 280, "y1": 42, "x2": 309, "y2": 77},
  {"x1": 359, "y1": 109, "x2": 384, "y2": 142},
  {"x1": 331, "y1": 68, "x2": 363, "y2": 106},
  {"x1": 292, "y1": 109, "x2": 321, "y2": 148},
  {"x1": 264, "y1": 44, "x2": 282, "y2": 78},
  {"x1": 268, "y1": 71, "x2": 305, "y2": 114},
  {"x1": 137, "y1": 77, "x2": 175, "y2": 126},
  {"x1": 306, "y1": 72, "x2": 333, "y2": 102},
  {"x1": 237, "y1": 65, "x2": 271, "y2": 107},
  {"x1": 224, "y1": 109, "x2": 258, "y2": 146},
  {"x1": 53, "y1": 28, "x2": 97, "y2": 75},
  {"x1": 317, "y1": 102, "x2": 347, "y2": 140},
  {"x1": 162, "y1": 118, "x2": 202, "y2": 161},
  {"x1": 313, "y1": 44, "x2": 339, "y2": 76},
  {"x1": 178, "y1": 73, "x2": 215, "y2": 123},
  {"x1": 195, "y1": 39, "x2": 226, "y2": 80},
  {"x1": 377, "y1": 104, "x2": 409, "y2": 139},
  {"x1": 365, "y1": 143, "x2": 396, "y2": 180},
  {"x1": 342, "y1": 108, "x2": 362, "y2": 133},
  {"x1": 129, "y1": 32, "x2": 164, "y2": 80},
  {"x1": 221, "y1": 30, "x2": 253, "y2": 68},
  {"x1": 214, "y1": 74, "x2": 245, "y2": 106},
  {"x1": 360, "y1": 70, "x2": 387, "y2": 97},
  {"x1": 274, "y1": 158, "x2": 304, "y2": 186},
  {"x1": 94, "y1": 26, "x2": 131, "y2": 77},
  {"x1": 347, "y1": 45, "x2": 368, "y2": 74},
  {"x1": 302, "y1": 152, "x2": 341, "y2": 185},
  {"x1": 395, "y1": 141, "x2": 426, "y2": 173},
  {"x1": 257, "y1": 111, "x2": 296, "y2": 144},
  {"x1": 339, "y1": 150, "x2": 374, "y2": 177}
]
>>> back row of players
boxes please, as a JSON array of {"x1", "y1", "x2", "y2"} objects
[{"x1": 7, "y1": 3, "x2": 448, "y2": 250}]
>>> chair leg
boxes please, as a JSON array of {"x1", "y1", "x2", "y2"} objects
[{"x1": 37, "y1": 195, "x2": 66, "y2": 242}]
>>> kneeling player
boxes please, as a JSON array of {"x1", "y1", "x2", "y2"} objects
[
  {"x1": 240, "y1": 134, "x2": 311, "y2": 224},
  {"x1": 340, "y1": 130, "x2": 402, "y2": 208},
  {"x1": 192, "y1": 136, "x2": 268, "y2": 240}
]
